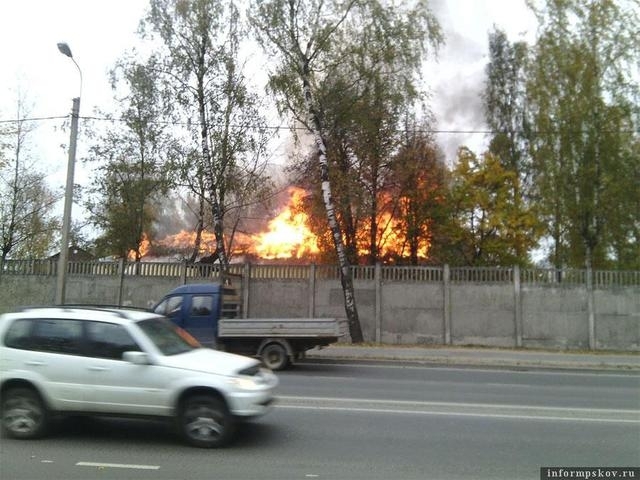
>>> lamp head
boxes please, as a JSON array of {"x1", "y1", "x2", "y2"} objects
[{"x1": 57, "y1": 42, "x2": 73, "y2": 58}]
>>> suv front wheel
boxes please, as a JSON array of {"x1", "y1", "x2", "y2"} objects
[
  {"x1": 178, "y1": 394, "x2": 234, "y2": 448},
  {"x1": 1, "y1": 387, "x2": 49, "y2": 439}
]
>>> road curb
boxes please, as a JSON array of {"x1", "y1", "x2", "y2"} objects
[{"x1": 304, "y1": 347, "x2": 640, "y2": 372}]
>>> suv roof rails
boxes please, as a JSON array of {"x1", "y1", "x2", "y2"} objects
[
  {"x1": 63, "y1": 304, "x2": 155, "y2": 319},
  {"x1": 15, "y1": 304, "x2": 152, "y2": 319}
]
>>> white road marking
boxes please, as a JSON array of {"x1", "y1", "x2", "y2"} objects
[
  {"x1": 278, "y1": 395, "x2": 639, "y2": 413},
  {"x1": 276, "y1": 395, "x2": 640, "y2": 424},
  {"x1": 279, "y1": 404, "x2": 640, "y2": 424},
  {"x1": 76, "y1": 462, "x2": 160, "y2": 470},
  {"x1": 300, "y1": 361, "x2": 640, "y2": 377}
]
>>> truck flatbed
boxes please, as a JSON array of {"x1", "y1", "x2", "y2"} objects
[{"x1": 218, "y1": 318, "x2": 340, "y2": 339}]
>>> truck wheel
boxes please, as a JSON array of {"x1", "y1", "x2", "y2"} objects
[
  {"x1": 261, "y1": 343, "x2": 290, "y2": 371},
  {"x1": 179, "y1": 394, "x2": 234, "y2": 448},
  {"x1": 1, "y1": 387, "x2": 49, "y2": 439}
]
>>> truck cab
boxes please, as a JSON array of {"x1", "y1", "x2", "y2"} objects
[{"x1": 152, "y1": 283, "x2": 240, "y2": 347}]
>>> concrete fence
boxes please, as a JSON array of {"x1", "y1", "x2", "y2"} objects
[{"x1": 0, "y1": 260, "x2": 638, "y2": 352}]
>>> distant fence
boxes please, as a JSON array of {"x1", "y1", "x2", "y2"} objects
[{"x1": 2, "y1": 259, "x2": 639, "y2": 287}]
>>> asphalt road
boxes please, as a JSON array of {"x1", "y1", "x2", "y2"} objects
[{"x1": 1, "y1": 361, "x2": 638, "y2": 480}]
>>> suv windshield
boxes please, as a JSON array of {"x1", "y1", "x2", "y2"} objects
[{"x1": 136, "y1": 317, "x2": 200, "y2": 356}]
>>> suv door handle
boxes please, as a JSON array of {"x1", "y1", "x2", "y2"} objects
[
  {"x1": 25, "y1": 361, "x2": 45, "y2": 366},
  {"x1": 88, "y1": 366, "x2": 109, "y2": 371}
]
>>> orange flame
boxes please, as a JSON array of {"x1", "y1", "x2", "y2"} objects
[
  {"x1": 251, "y1": 187, "x2": 320, "y2": 259},
  {"x1": 143, "y1": 188, "x2": 319, "y2": 261},
  {"x1": 158, "y1": 230, "x2": 218, "y2": 253},
  {"x1": 140, "y1": 186, "x2": 429, "y2": 263},
  {"x1": 127, "y1": 233, "x2": 151, "y2": 260},
  {"x1": 355, "y1": 194, "x2": 430, "y2": 261}
]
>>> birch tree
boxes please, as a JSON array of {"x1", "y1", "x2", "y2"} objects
[
  {"x1": 526, "y1": 0, "x2": 640, "y2": 269},
  {"x1": 0, "y1": 95, "x2": 58, "y2": 268},
  {"x1": 250, "y1": 0, "x2": 441, "y2": 342},
  {"x1": 141, "y1": 0, "x2": 272, "y2": 269},
  {"x1": 249, "y1": 0, "x2": 360, "y2": 341}
]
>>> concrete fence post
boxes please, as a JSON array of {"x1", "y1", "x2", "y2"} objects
[
  {"x1": 242, "y1": 263, "x2": 251, "y2": 319},
  {"x1": 375, "y1": 262, "x2": 382, "y2": 343},
  {"x1": 309, "y1": 264, "x2": 316, "y2": 318},
  {"x1": 117, "y1": 258, "x2": 125, "y2": 306},
  {"x1": 180, "y1": 260, "x2": 187, "y2": 285},
  {"x1": 443, "y1": 264, "x2": 451, "y2": 345},
  {"x1": 587, "y1": 265, "x2": 596, "y2": 350},
  {"x1": 514, "y1": 265, "x2": 522, "y2": 347}
]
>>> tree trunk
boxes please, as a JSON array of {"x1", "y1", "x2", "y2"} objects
[
  {"x1": 369, "y1": 198, "x2": 378, "y2": 265},
  {"x1": 188, "y1": 197, "x2": 205, "y2": 263},
  {"x1": 300, "y1": 64, "x2": 363, "y2": 343},
  {"x1": 197, "y1": 79, "x2": 229, "y2": 272}
]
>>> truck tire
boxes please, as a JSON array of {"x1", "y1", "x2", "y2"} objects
[
  {"x1": 260, "y1": 343, "x2": 290, "y2": 371},
  {"x1": 1, "y1": 387, "x2": 49, "y2": 439},
  {"x1": 178, "y1": 394, "x2": 234, "y2": 448}
]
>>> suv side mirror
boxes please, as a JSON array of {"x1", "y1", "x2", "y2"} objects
[{"x1": 123, "y1": 351, "x2": 150, "y2": 365}]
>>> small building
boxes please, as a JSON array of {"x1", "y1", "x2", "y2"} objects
[{"x1": 49, "y1": 246, "x2": 95, "y2": 262}]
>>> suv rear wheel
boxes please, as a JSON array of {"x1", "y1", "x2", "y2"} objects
[
  {"x1": 179, "y1": 394, "x2": 234, "y2": 448},
  {"x1": 1, "y1": 387, "x2": 49, "y2": 439}
]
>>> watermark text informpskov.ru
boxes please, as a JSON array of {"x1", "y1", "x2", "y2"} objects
[{"x1": 541, "y1": 467, "x2": 639, "y2": 479}]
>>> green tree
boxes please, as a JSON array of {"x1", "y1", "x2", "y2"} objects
[
  {"x1": 86, "y1": 58, "x2": 173, "y2": 260},
  {"x1": 483, "y1": 28, "x2": 541, "y2": 263},
  {"x1": 250, "y1": 0, "x2": 441, "y2": 341},
  {"x1": 267, "y1": 3, "x2": 442, "y2": 267},
  {"x1": 526, "y1": 0, "x2": 640, "y2": 269},
  {"x1": 331, "y1": 7, "x2": 441, "y2": 264},
  {"x1": 605, "y1": 135, "x2": 640, "y2": 269},
  {"x1": 250, "y1": 0, "x2": 364, "y2": 341},
  {"x1": 141, "y1": 0, "x2": 273, "y2": 268},
  {"x1": 389, "y1": 118, "x2": 449, "y2": 265},
  {"x1": 445, "y1": 147, "x2": 540, "y2": 266},
  {"x1": 0, "y1": 95, "x2": 58, "y2": 266}
]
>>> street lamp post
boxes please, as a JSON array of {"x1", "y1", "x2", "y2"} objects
[{"x1": 55, "y1": 42, "x2": 82, "y2": 305}]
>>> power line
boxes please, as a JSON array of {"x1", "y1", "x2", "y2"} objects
[
  {"x1": 0, "y1": 115, "x2": 67, "y2": 124},
  {"x1": 0, "y1": 113, "x2": 638, "y2": 136}
]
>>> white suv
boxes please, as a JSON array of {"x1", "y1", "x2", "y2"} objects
[{"x1": 0, "y1": 306, "x2": 278, "y2": 448}]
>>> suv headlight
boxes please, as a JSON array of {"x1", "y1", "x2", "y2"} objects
[
  {"x1": 228, "y1": 376, "x2": 261, "y2": 390},
  {"x1": 237, "y1": 365, "x2": 261, "y2": 376},
  {"x1": 230, "y1": 365, "x2": 274, "y2": 389}
]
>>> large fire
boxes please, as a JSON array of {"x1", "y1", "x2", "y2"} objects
[
  {"x1": 128, "y1": 233, "x2": 151, "y2": 260},
  {"x1": 252, "y1": 187, "x2": 320, "y2": 259},
  {"x1": 129, "y1": 186, "x2": 429, "y2": 263},
  {"x1": 130, "y1": 187, "x2": 319, "y2": 261},
  {"x1": 365, "y1": 196, "x2": 430, "y2": 260}
]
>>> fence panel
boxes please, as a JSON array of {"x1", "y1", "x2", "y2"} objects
[
  {"x1": 250, "y1": 264, "x2": 311, "y2": 279},
  {"x1": 68, "y1": 261, "x2": 119, "y2": 276},
  {"x1": 450, "y1": 267, "x2": 514, "y2": 283},
  {"x1": 521, "y1": 268, "x2": 587, "y2": 285},
  {"x1": 595, "y1": 270, "x2": 640, "y2": 287},
  {"x1": 3, "y1": 259, "x2": 639, "y2": 287},
  {"x1": 2, "y1": 260, "x2": 55, "y2": 275},
  {"x1": 381, "y1": 266, "x2": 442, "y2": 282}
]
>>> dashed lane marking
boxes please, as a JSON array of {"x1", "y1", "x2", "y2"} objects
[
  {"x1": 76, "y1": 462, "x2": 160, "y2": 470},
  {"x1": 276, "y1": 395, "x2": 640, "y2": 424}
]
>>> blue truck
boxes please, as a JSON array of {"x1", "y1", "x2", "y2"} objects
[{"x1": 152, "y1": 283, "x2": 341, "y2": 370}]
